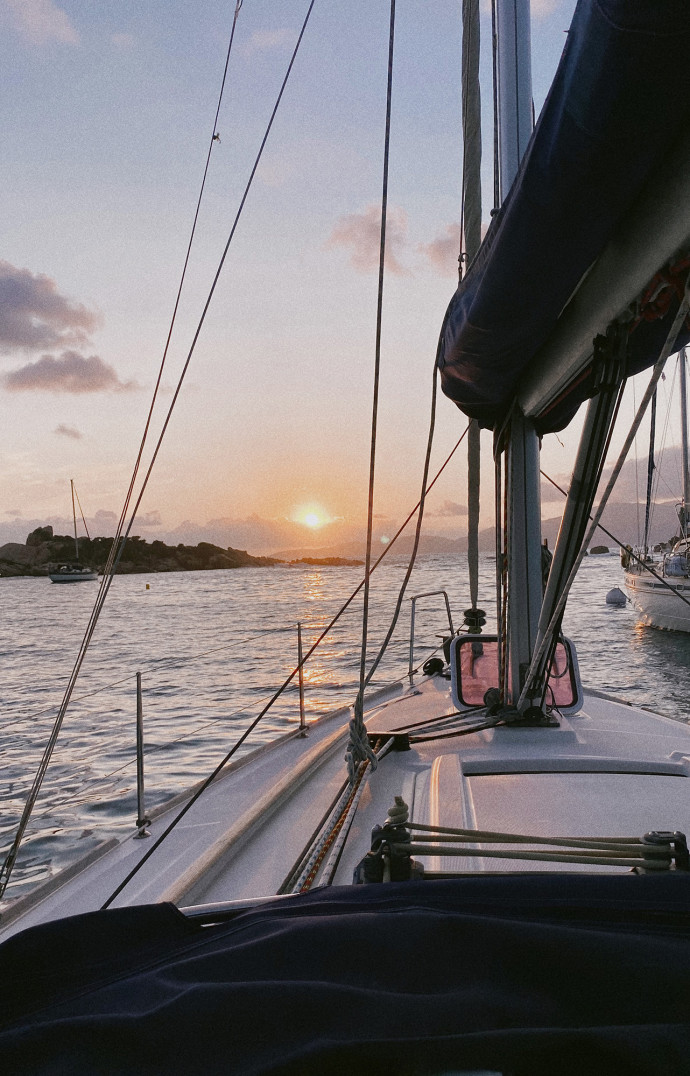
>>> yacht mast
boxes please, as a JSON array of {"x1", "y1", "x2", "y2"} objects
[
  {"x1": 71, "y1": 478, "x2": 79, "y2": 562},
  {"x1": 496, "y1": 0, "x2": 541, "y2": 704},
  {"x1": 681, "y1": 349, "x2": 690, "y2": 539}
]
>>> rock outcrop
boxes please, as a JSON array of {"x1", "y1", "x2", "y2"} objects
[{"x1": 0, "y1": 533, "x2": 280, "y2": 577}]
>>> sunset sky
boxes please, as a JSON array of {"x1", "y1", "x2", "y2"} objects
[{"x1": 1, "y1": 0, "x2": 684, "y2": 555}]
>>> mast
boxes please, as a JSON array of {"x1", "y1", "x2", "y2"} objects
[
  {"x1": 681, "y1": 349, "x2": 690, "y2": 539},
  {"x1": 643, "y1": 391, "x2": 656, "y2": 553},
  {"x1": 496, "y1": 0, "x2": 541, "y2": 704},
  {"x1": 71, "y1": 478, "x2": 79, "y2": 561}
]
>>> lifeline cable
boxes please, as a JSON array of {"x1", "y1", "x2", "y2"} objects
[
  {"x1": 0, "y1": 0, "x2": 318, "y2": 900},
  {"x1": 357, "y1": 360, "x2": 440, "y2": 700},
  {"x1": 355, "y1": 0, "x2": 396, "y2": 742},
  {"x1": 97, "y1": 427, "x2": 468, "y2": 910}
]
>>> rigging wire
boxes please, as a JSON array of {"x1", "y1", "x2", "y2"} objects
[
  {"x1": 647, "y1": 360, "x2": 677, "y2": 533},
  {"x1": 358, "y1": 362, "x2": 440, "y2": 698},
  {"x1": 73, "y1": 484, "x2": 91, "y2": 542},
  {"x1": 540, "y1": 468, "x2": 690, "y2": 607},
  {"x1": 355, "y1": 0, "x2": 396, "y2": 738},
  {"x1": 0, "y1": 427, "x2": 467, "y2": 760},
  {"x1": 96, "y1": 425, "x2": 468, "y2": 910},
  {"x1": 490, "y1": 0, "x2": 500, "y2": 213},
  {"x1": 643, "y1": 388, "x2": 657, "y2": 552},
  {"x1": 460, "y1": 0, "x2": 482, "y2": 616},
  {"x1": 518, "y1": 285, "x2": 690, "y2": 710},
  {"x1": 0, "y1": 0, "x2": 321, "y2": 901},
  {"x1": 632, "y1": 378, "x2": 641, "y2": 545}
]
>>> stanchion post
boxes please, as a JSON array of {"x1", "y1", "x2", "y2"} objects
[
  {"x1": 135, "y1": 671, "x2": 150, "y2": 837},
  {"x1": 297, "y1": 623, "x2": 307, "y2": 736}
]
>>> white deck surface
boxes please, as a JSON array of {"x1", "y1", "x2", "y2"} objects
[{"x1": 2, "y1": 672, "x2": 690, "y2": 940}]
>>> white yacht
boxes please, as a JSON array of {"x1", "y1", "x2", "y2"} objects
[
  {"x1": 625, "y1": 352, "x2": 690, "y2": 630},
  {"x1": 2, "y1": 2, "x2": 690, "y2": 1072}
]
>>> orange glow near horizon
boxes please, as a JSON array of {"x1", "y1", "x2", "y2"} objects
[{"x1": 291, "y1": 503, "x2": 332, "y2": 529}]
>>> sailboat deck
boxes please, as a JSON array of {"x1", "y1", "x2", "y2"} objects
[{"x1": 4, "y1": 672, "x2": 690, "y2": 941}]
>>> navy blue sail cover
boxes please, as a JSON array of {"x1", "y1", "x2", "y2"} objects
[
  {"x1": 2, "y1": 874, "x2": 690, "y2": 1074},
  {"x1": 439, "y1": 0, "x2": 690, "y2": 432}
]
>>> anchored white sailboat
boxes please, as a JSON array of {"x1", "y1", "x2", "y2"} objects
[
  {"x1": 624, "y1": 349, "x2": 690, "y2": 630},
  {"x1": 3, "y1": 2, "x2": 690, "y2": 1072},
  {"x1": 48, "y1": 480, "x2": 98, "y2": 583}
]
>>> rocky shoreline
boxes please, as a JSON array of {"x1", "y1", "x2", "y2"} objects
[
  {"x1": 0, "y1": 529, "x2": 367, "y2": 578},
  {"x1": 0, "y1": 527, "x2": 279, "y2": 578}
]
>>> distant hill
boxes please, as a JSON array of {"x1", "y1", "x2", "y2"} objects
[
  {"x1": 269, "y1": 502, "x2": 683, "y2": 560},
  {"x1": 0, "y1": 528, "x2": 280, "y2": 578}
]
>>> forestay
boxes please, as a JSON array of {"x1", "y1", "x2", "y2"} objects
[{"x1": 438, "y1": 0, "x2": 690, "y2": 432}]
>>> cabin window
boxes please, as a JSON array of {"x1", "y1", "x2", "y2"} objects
[{"x1": 450, "y1": 635, "x2": 582, "y2": 713}]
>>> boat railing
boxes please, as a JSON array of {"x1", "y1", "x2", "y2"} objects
[{"x1": 407, "y1": 590, "x2": 454, "y2": 676}]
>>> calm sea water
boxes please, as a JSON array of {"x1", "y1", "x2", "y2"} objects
[{"x1": 2, "y1": 552, "x2": 690, "y2": 904}]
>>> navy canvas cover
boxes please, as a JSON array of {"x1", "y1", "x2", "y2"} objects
[
  {"x1": 438, "y1": 0, "x2": 690, "y2": 432},
  {"x1": 2, "y1": 874, "x2": 690, "y2": 1074}
]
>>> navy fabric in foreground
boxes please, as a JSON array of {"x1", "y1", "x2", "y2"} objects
[
  {"x1": 438, "y1": 0, "x2": 690, "y2": 432},
  {"x1": 2, "y1": 874, "x2": 690, "y2": 1075}
]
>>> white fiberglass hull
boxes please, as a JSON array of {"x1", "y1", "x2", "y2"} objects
[
  {"x1": 49, "y1": 568, "x2": 98, "y2": 583},
  {"x1": 3, "y1": 672, "x2": 690, "y2": 942},
  {"x1": 625, "y1": 571, "x2": 690, "y2": 632}
]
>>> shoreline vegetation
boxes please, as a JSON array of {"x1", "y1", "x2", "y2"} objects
[{"x1": 0, "y1": 528, "x2": 363, "y2": 578}]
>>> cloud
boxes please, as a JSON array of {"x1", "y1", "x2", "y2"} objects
[
  {"x1": 0, "y1": 261, "x2": 100, "y2": 353},
  {"x1": 246, "y1": 28, "x2": 298, "y2": 54},
  {"x1": 136, "y1": 510, "x2": 163, "y2": 527},
  {"x1": 428, "y1": 499, "x2": 468, "y2": 518},
  {"x1": 4, "y1": 0, "x2": 79, "y2": 45},
  {"x1": 420, "y1": 223, "x2": 462, "y2": 278},
  {"x1": 54, "y1": 423, "x2": 81, "y2": 439},
  {"x1": 94, "y1": 510, "x2": 118, "y2": 526},
  {"x1": 3, "y1": 351, "x2": 138, "y2": 394},
  {"x1": 326, "y1": 205, "x2": 410, "y2": 276}
]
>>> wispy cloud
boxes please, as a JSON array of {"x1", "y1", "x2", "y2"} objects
[
  {"x1": 0, "y1": 261, "x2": 100, "y2": 353},
  {"x1": 3, "y1": 351, "x2": 138, "y2": 394},
  {"x1": 420, "y1": 223, "x2": 462, "y2": 278},
  {"x1": 428, "y1": 499, "x2": 468, "y2": 518},
  {"x1": 4, "y1": 0, "x2": 79, "y2": 45},
  {"x1": 326, "y1": 205, "x2": 410, "y2": 276},
  {"x1": 54, "y1": 423, "x2": 82, "y2": 439},
  {"x1": 246, "y1": 28, "x2": 297, "y2": 54},
  {"x1": 94, "y1": 509, "x2": 117, "y2": 527},
  {"x1": 136, "y1": 510, "x2": 163, "y2": 527}
]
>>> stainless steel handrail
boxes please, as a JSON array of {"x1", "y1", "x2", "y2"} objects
[{"x1": 408, "y1": 590, "x2": 454, "y2": 676}]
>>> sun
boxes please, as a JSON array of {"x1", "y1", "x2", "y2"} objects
[{"x1": 291, "y1": 503, "x2": 331, "y2": 529}]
